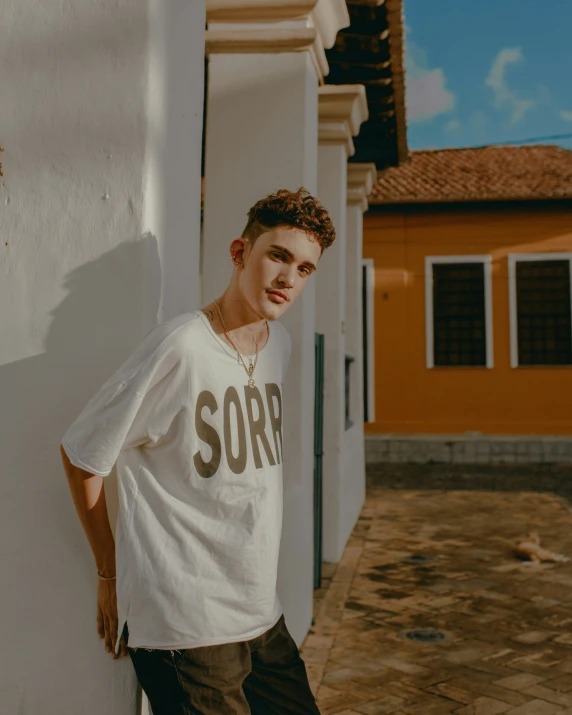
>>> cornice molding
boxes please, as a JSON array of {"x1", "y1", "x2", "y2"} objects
[
  {"x1": 318, "y1": 121, "x2": 355, "y2": 157},
  {"x1": 206, "y1": 0, "x2": 317, "y2": 23},
  {"x1": 205, "y1": 27, "x2": 316, "y2": 54},
  {"x1": 309, "y1": 0, "x2": 349, "y2": 80},
  {"x1": 347, "y1": 162, "x2": 377, "y2": 212},
  {"x1": 318, "y1": 85, "x2": 369, "y2": 135},
  {"x1": 312, "y1": 0, "x2": 350, "y2": 50},
  {"x1": 206, "y1": 1, "x2": 349, "y2": 81},
  {"x1": 308, "y1": 37, "x2": 328, "y2": 80},
  {"x1": 306, "y1": 22, "x2": 329, "y2": 81},
  {"x1": 318, "y1": 85, "x2": 368, "y2": 154},
  {"x1": 206, "y1": 0, "x2": 348, "y2": 49}
]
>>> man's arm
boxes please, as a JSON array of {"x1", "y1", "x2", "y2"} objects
[{"x1": 60, "y1": 444, "x2": 127, "y2": 659}]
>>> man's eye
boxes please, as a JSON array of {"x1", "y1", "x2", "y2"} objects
[
  {"x1": 299, "y1": 267, "x2": 310, "y2": 276},
  {"x1": 271, "y1": 252, "x2": 284, "y2": 260}
]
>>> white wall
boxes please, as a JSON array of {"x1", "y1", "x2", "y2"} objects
[
  {"x1": 202, "y1": 49, "x2": 319, "y2": 646},
  {"x1": 342, "y1": 203, "x2": 366, "y2": 544},
  {"x1": 0, "y1": 1, "x2": 205, "y2": 712},
  {"x1": 316, "y1": 143, "x2": 348, "y2": 563}
]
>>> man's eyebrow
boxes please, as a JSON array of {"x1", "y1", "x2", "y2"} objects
[{"x1": 269, "y1": 245, "x2": 316, "y2": 271}]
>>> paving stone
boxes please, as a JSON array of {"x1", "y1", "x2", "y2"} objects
[
  {"x1": 504, "y1": 701, "x2": 563, "y2": 714},
  {"x1": 544, "y1": 675, "x2": 572, "y2": 693},
  {"x1": 493, "y1": 673, "x2": 545, "y2": 691},
  {"x1": 301, "y1": 480, "x2": 572, "y2": 715},
  {"x1": 353, "y1": 695, "x2": 406, "y2": 714},
  {"x1": 467, "y1": 662, "x2": 521, "y2": 679},
  {"x1": 447, "y1": 678, "x2": 528, "y2": 706},
  {"x1": 522, "y1": 684, "x2": 572, "y2": 707},
  {"x1": 426, "y1": 682, "x2": 476, "y2": 704},
  {"x1": 302, "y1": 646, "x2": 332, "y2": 664},
  {"x1": 512, "y1": 631, "x2": 554, "y2": 645},
  {"x1": 318, "y1": 692, "x2": 367, "y2": 714},
  {"x1": 400, "y1": 695, "x2": 459, "y2": 714},
  {"x1": 454, "y1": 697, "x2": 512, "y2": 714}
]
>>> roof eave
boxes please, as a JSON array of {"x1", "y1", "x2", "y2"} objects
[
  {"x1": 368, "y1": 196, "x2": 572, "y2": 209},
  {"x1": 385, "y1": 0, "x2": 408, "y2": 164},
  {"x1": 324, "y1": 0, "x2": 408, "y2": 169}
]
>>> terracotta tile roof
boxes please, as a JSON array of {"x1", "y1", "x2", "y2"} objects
[{"x1": 369, "y1": 145, "x2": 572, "y2": 204}]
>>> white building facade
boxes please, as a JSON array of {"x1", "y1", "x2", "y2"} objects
[{"x1": 0, "y1": 0, "x2": 405, "y2": 712}]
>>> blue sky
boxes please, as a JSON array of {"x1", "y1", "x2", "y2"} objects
[{"x1": 404, "y1": 0, "x2": 572, "y2": 151}]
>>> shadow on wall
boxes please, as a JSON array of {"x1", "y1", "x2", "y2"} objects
[{"x1": 0, "y1": 234, "x2": 160, "y2": 712}]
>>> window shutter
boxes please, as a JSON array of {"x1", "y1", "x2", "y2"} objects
[
  {"x1": 433, "y1": 262, "x2": 487, "y2": 367},
  {"x1": 516, "y1": 260, "x2": 572, "y2": 366}
]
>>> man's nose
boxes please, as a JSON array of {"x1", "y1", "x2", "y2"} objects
[{"x1": 278, "y1": 266, "x2": 296, "y2": 287}]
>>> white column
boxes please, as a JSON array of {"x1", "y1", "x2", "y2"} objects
[
  {"x1": 316, "y1": 86, "x2": 368, "y2": 563},
  {"x1": 145, "y1": 0, "x2": 207, "y2": 324},
  {"x1": 342, "y1": 163, "x2": 377, "y2": 550},
  {"x1": 202, "y1": 1, "x2": 349, "y2": 645}
]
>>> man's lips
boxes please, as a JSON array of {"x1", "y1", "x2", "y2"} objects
[{"x1": 267, "y1": 290, "x2": 289, "y2": 303}]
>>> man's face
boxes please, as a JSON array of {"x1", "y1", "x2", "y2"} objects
[{"x1": 233, "y1": 226, "x2": 322, "y2": 320}]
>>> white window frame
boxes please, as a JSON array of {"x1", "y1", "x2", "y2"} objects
[
  {"x1": 362, "y1": 258, "x2": 376, "y2": 423},
  {"x1": 508, "y1": 252, "x2": 572, "y2": 368},
  {"x1": 425, "y1": 255, "x2": 494, "y2": 369}
]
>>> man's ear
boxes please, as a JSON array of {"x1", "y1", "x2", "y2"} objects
[{"x1": 230, "y1": 237, "x2": 249, "y2": 265}]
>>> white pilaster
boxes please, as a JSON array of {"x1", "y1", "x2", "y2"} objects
[
  {"x1": 342, "y1": 163, "x2": 376, "y2": 550},
  {"x1": 316, "y1": 86, "x2": 368, "y2": 563},
  {"x1": 202, "y1": 3, "x2": 348, "y2": 644},
  {"x1": 144, "y1": 0, "x2": 207, "y2": 324}
]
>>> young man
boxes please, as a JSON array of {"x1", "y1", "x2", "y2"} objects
[{"x1": 60, "y1": 187, "x2": 335, "y2": 714}]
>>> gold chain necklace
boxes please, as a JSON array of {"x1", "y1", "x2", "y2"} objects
[{"x1": 213, "y1": 299, "x2": 266, "y2": 388}]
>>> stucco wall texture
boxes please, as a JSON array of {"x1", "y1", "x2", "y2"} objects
[
  {"x1": 363, "y1": 205, "x2": 572, "y2": 436},
  {"x1": 0, "y1": 1, "x2": 205, "y2": 713}
]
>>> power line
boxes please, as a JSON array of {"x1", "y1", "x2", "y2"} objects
[{"x1": 471, "y1": 132, "x2": 572, "y2": 148}]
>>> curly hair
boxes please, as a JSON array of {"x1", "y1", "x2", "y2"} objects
[{"x1": 241, "y1": 187, "x2": 336, "y2": 253}]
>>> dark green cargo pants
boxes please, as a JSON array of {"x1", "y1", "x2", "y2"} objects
[{"x1": 126, "y1": 615, "x2": 321, "y2": 714}]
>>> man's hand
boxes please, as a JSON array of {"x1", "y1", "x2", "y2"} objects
[
  {"x1": 60, "y1": 446, "x2": 128, "y2": 660},
  {"x1": 97, "y1": 578, "x2": 128, "y2": 659}
]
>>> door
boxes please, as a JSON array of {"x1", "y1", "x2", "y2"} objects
[{"x1": 313, "y1": 333, "x2": 325, "y2": 589}]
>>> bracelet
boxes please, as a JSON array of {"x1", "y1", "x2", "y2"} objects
[{"x1": 97, "y1": 571, "x2": 117, "y2": 581}]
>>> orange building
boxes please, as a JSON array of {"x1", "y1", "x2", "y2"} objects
[{"x1": 363, "y1": 145, "x2": 572, "y2": 437}]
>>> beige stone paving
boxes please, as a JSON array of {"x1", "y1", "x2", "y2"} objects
[{"x1": 301, "y1": 487, "x2": 572, "y2": 714}]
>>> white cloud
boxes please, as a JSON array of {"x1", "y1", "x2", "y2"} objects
[
  {"x1": 485, "y1": 48, "x2": 535, "y2": 124},
  {"x1": 560, "y1": 110, "x2": 572, "y2": 122},
  {"x1": 406, "y1": 41, "x2": 455, "y2": 122},
  {"x1": 445, "y1": 119, "x2": 460, "y2": 134}
]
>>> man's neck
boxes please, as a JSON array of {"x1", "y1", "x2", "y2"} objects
[{"x1": 201, "y1": 290, "x2": 269, "y2": 353}]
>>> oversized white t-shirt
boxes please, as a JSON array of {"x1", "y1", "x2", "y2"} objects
[{"x1": 61, "y1": 310, "x2": 292, "y2": 652}]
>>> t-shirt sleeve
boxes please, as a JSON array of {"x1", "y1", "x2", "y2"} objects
[{"x1": 61, "y1": 324, "x2": 189, "y2": 477}]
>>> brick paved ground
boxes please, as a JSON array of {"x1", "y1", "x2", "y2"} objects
[{"x1": 301, "y1": 465, "x2": 572, "y2": 714}]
